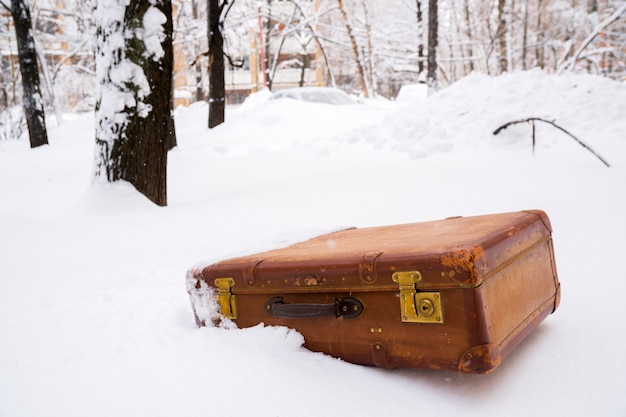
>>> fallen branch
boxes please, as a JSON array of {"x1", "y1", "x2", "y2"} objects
[{"x1": 493, "y1": 117, "x2": 610, "y2": 167}]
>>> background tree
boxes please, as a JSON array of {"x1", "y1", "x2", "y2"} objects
[
  {"x1": 416, "y1": 0, "x2": 425, "y2": 76},
  {"x1": 558, "y1": 3, "x2": 626, "y2": 72},
  {"x1": 336, "y1": 0, "x2": 369, "y2": 97},
  {"x1": 497, "y1": 0, "x2": 508, "y2": 73},
  {"x1": 93, "y1": 0, "x2": 175, "y2": 206},
  {"x1": 207, "y1": 0, "x2": 226, "y2": 128},
  {"x1": 1, "y1": 0, "x2": 48, "y2": 148},
  {"x1": 32, "y1": 0, "x2": 96, "y2": 118},
  {"x1": 3, "y1": 0, "x2": 624, "y2": 127},
  {"x1": 427, "y1": 0, "x2": 438, "y2": 92},
  {"x1": 191, "y1": 0, "x2": 206, "y2": 101},
  {"x1": 262, "y1": 0, "x2": 272, "y2": 87}
]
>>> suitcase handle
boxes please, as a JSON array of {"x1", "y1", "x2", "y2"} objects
[{"x1": 264, "y1": 297, "x2": 363, "y2": 319}]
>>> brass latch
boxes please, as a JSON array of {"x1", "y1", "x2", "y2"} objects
[
  {"x1": 392, "y1": 271, "x2": 443, "y2": 324},
  {"x1": 214, "y1": 278, "x2": 237, "y2": 319}
]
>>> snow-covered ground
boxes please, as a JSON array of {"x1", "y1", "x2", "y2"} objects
[{"x1": 1, "y1": 69, "x2": 625, "y2": 416}]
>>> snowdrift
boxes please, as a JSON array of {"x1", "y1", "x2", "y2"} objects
[{"x1": 1, "y1": 70, "x2": 625, "y2": 416}]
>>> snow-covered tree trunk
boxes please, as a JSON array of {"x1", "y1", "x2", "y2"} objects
[
  {"x1": 10, "y1": 0, "x2": 48, "y2": 148},
  {"x1": 94, "y1": 0, "x2": 175, "y2": 207}
]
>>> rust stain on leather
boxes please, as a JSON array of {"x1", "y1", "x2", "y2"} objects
[{"x1": 441, "y1": 245, "x2": 487, "y2": 285}]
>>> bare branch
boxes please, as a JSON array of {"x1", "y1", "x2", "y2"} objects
[
  {"x1": 0, "y1": 0, "x2": 11, "y2": 12},
  {"x1": 224, "y1": 52, "x2": 244, "y2": 68},
  {"x1": 222, "y1": 0, "x2": 236, "y2": 20},
  {"x1": 286, "y1": 0, "x2": 337, "y2": 87},
  {"x1": 493, "y1": 117, "x2": 610, "y2": 167},
  {"x1": 52, "y1": 38, "x2": 92, "y2": 82},
  {"x1": 190, "y1": 50, "x2": 209, "y2": 67},
  {"x1": 558, "y1": 4, "x2": 626, "y2": 73}
]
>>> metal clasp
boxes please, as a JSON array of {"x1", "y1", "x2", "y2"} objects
[
  {"x1": 392, "y1": 271, "x2": 443, "y2": 324},
  {"x1": 214, "y1": 278, "x2": 237, "y2": 319}
]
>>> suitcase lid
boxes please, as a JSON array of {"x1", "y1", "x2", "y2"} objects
[{"x1": 200, "y1": 210, "x2": 553, "y2": 294}]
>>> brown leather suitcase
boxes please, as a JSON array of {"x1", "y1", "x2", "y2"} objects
[{"x1": 187, "y1": 210, "x2": 561, "y2": 374}]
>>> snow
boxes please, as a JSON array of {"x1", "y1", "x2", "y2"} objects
[
  {"x1": 141, "y1": 6, "x2": 167, "y2": 62},
  {"x1": 395, "y1": 82, "x2": 428, "y2": 102},
  {"x1": 1, "y1": 70, "x2": 626, "y2": 416}
]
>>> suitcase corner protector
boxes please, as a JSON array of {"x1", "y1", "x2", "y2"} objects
[{"x1": 458, "y1": 343, "x2": 501, "y2": 374}]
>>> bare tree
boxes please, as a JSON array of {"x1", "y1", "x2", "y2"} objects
[
  {"x1": 427, "y1": 0, "x2": 438, "y2": 92},
  {"x1": 521, "y1": 0, "x2": 529, "y2": 69},
  {"x1": 6, "y1": 0, "x2": 623, "y2": 124},
  {"x1": 286, "y1": 0, "x2": 337, "y2": 87},
  {"x1": 536, "y1": 0, "x2": 545, "y2": 68},
  {"x1": 359, "y1": 0, "x2": 375, "y2": 93},
  {"x1": 416, "y1": 0, "x2": 425, "y2": 76},
  {"x1": 207, "y1": 0, "x2": 226, "y2": 128},
  {"x1": 497, "y1": 0, "x2": 508, "y2": 73},
  {"x1": 262, "y1": 0, "x2": 272, "y2": 88},
  {"x1": 558, "y1": 4, "x2": 626, "y2": 73},
  {"x1": 1, "y1": 0, "x2": 48, "y2": 148},
  {"x1": 337, "y1": 0, "x2": 371, "y2": 97},
  {"x1": 191, "y1": 0, "x2": 206, "y2": 101}
]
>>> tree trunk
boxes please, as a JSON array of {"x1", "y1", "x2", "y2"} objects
[
  {"x1": 11, "y1": 0, "x2": 48, "y2": 148},
  {"x1": 452, "y1": 3, "x2": 466, "y2": 78},
  {"x1": 361, "y1": 0, "x2": 375, "y2": 93},
  {"x1": 337, "y1": 0, "x2": 370, "y2": 97},
  {"x1": 427, "y1": 0, "x2": 438, "y2": 92},
  {"x1": 299, "y1": 48, "x2": 307, "y2": 87},
  {"x1": 268, "y1": 6, "x2": 297, "y2": 89},
  {"x1": 463, "y1": 0, "x2": 474, "y2": 72},
  {"x1": 536, "y1": 0, "x2": 545, "y2": 68},
  {"x1": 34, "y1": 41, "x2": 63, "y2": 126},
  {"x1": 497, "y1": 0, "x2": 508, "y2": 73},
  {"x1": 522, "y1": 0, "x2": 529, "y2": 70},
  {"x1": 94, "y1": 0, "x2": 175, "y2": 206},
  {"x1": 416, "y1": 0, "x2": 424, "y2": 76},
  {"x1": 264, "y1": 0, "x2": 272, "y2": 88},
  {"x1": 288, "y1": 0, "x2": 336, "y2": 87},
  {"x1": 208, "y1": 0, "x2": 225, "y2": 128},
  {"x1": 191, "y1": 0, "x2": 205, "y2": 101}
]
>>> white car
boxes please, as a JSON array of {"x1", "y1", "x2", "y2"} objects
[
  {"x1": 270, "y1": 87, "x2": 357, "y2": 105},
  {"x1": 396, "y1": 83, "x2": 428, "y2": 102}
]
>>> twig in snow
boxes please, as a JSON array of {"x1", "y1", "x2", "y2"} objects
[{"x1": 493, "y1": 117, "x2": 610, "y2": 167}]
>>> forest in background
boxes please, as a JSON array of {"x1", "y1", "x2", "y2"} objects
[
  {"x1": 1, "y1": 0, "x2": 625, "y2": 117},
  {"x1": 1, "y1": 0, "x2": 624, "y2": 205}
]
